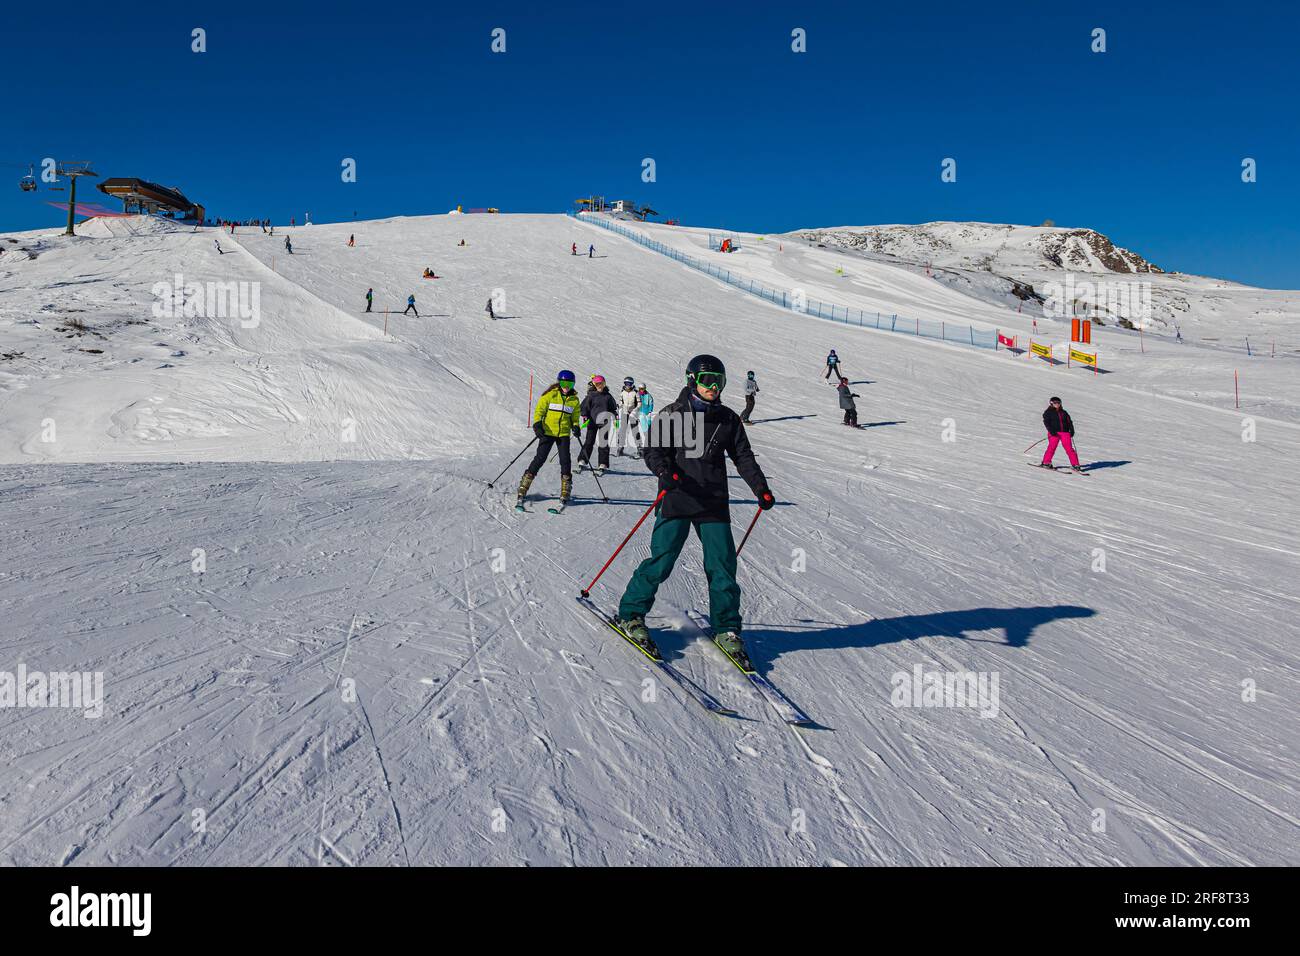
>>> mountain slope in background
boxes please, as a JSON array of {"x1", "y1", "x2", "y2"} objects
[{"x1": 791, "y1": 222, "x2": 1299, "y2": 347}]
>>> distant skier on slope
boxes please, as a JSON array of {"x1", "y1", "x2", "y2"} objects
[
  {"x1": 284, "y1": 236, "x2": 293, "y2": 254},
  {"x1": 485, "y1": 295, "x2": 495, "y2": 320},
  {"x1": 1038, "y1": 396, "x2": 1083, "y2": 472},
  {"x1": 348, "y1": 234, "x2": 355, "y2": 247},
  {"x1": 742, "y1": 370, "x2": 759, "y2": 423},
  {"x1": 365, "y1": 288, "x2": 373, "y2": 313},
  {"x1": 615, "y1": 377, "x2": 640, "y2": 456},
  {"x1": 614, "y1": 354, "x2": 774, "y2": 667},
  {"x1": 517, "y1": 369, "x2": 582, "y2": 510},
  {"x1": 588, "y1": 244, "x2": 595, "y2": 258},
  {"x1": 403, "y1": 294, "x2": 418, "y2": 317},
  {"x1": 837, "y1": 376, "x2": 860, "y2": 427},
  {"x1": 579, "y1": 375, "x2": 617, "y2": 475},
  {"x1": 214, "y1": 239, "x2": 224, "y2": 255},
  {"x1": 571, "y1": 243, "x2": 577, "y2": 256},
  {"x1": 823, "y1": 349, "x2": 842, "y2": 380}
]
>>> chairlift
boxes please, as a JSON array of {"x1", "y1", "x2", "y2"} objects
[{"x1": 19, "y1": 164, "x2": 37, "y2": 192}]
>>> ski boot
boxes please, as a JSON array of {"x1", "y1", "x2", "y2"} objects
[
  {"x1": 515, "y1": 471, "x2": 535, "y2": 511},
  {"x1": 1070, "y1": 465, "x2": 1086, "y2": 474},
  {"x1": 594, "y1": 465, "x2": 606, "y2": 477},
  {"x1": 614, "y1": 616, "x2": 660, "y2": 659},
  {"x1": 713, "y1": 630, "x2": 755, "y2": 673},
  {"x1": 559, "y1": 474, "x2": 572, "y2": 506}
]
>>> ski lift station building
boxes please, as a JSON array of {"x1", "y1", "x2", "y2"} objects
[{"x1": 96, "y1": 178, "x2": 205, "y2": 222}]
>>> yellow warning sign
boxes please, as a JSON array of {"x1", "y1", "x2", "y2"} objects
[{"x1": 1069, "y1": 348, "x2": 1098, "y2": 367}]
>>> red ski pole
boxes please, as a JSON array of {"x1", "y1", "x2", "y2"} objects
[
  {"x1": 580, "y1": 488, "x2": 667, "y2": 597},
  {"x1": 736, "y1": 506, "x2": 763, "y2": 557}
]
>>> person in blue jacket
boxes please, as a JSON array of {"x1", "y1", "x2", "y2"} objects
[
  {"x1": 635, "y1": 383, "x2": 654, "y2": 458},
  {"x1": 823, "y1": 349, "x2": 841, "y2": 380}
]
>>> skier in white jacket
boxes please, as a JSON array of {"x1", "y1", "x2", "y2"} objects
[
  {"x1": 616, "y1": 377, "x2": 641, "y2": 456},
  {"x1": 742, "y1": 371, "x2": 759, "y2": 424}
]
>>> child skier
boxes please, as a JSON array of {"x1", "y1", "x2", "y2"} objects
[
  {"x1": 571, "y1": 243, "x2": 577, "y2": 256},
  {"x1": 1039, "y1": 396, "x2": 1083, "y2": 472},
  {"x1": 616, "y1": 377, "x2": 640, "y2": 456},
  {"x1": 837, "y1": 376, "x2": 860, "y2": 426},
  {"x1": 365, "y1": 288, "x2": 373, "y2": 313},
  {"x1": 823, "y1": 349, "x2": 842, "y2": 380},
  {"x1": 579, "y1": 375, "x2": 617, "y2": 474},
  {"x1": 404, "y1": 294, "x2": 418, "y2": 317},
  {"x1": 742, "y1": 371, "x2": 759, "y2": 423},
  {"x1": 635, "y1": 383, "x2": 653, "y2": 458},
  {"x1": 348, "y1": 234, "x2": 355, "y2": 247},
  {"x1": 517, "y1": 370, "x2": 582, "y2": 509},
  {"x1": 284, "y1": 236, "x2": 293, "y2": 254},
  {"x1": 588, "y1": 244, "x2": 595, "y2": 258},
  {"x1": 615, "y1": 355, "x2": 775, "y2": 670},
  {"x1": 485, "y1": 296, "x2": 496, "y2": 320}
]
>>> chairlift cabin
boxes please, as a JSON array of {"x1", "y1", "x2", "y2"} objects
[{"x1": 19, "y1": 165, "x2": 36, "y2": 192}]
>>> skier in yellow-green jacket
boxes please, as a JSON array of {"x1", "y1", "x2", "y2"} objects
[{"x1": 516, "y1": 369, "x2": 582, "y2": 509}]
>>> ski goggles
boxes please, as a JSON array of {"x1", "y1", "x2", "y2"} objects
[
  {"x1": 558, "y1": 381, "x2": 575, "y2": 391},
  {"x1": 692, "y1": 371, "x2": 726, "y2": 390}
]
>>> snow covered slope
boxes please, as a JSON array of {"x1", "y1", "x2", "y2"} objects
[
  {"x1": 1, "y1": 213, "x2": 1296, "y2": 866},
  {"x1": 606, "y1": 215, "x2": 1300, "y2": 423},
  {"x1": 790, "y1": 221, "x2": 1300, "y2": 349},
  {"x1": 0, "y1": 219, "x2": 505, "y2": 461}
]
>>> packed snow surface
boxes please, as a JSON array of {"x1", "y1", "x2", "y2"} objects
[{"x1": 0, "y1": 213, "x2": 1295, "y2": 865}]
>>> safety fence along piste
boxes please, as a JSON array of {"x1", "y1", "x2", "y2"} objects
[{"x1": 571, "y1": 213, "x2": 1001, "y2": 351}]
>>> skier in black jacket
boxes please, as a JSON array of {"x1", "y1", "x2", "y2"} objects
[
  {"x1": 1039, "y1": 396, "x2": 1083, "y2": 471},
  {"x1": 579, "y1": 375, "x2": 618, "y2": 473},
  {"x1": 615, "y1": 354, "x2": 775, "y2": 671}
]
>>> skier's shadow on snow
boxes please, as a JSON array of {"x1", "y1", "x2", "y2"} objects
[
  {"x1": 859, "y1": 420, "x2": 904, "y2": 428},
  {"x1": 744, "y1": 605, "x2": 1097, "y2": 666},
  {"x1": 1081, "y1": 460, "x2": 1130, "y2": 471},
  {"x1": 747, "y1": 414, "x2": 817, "y2": 424}
]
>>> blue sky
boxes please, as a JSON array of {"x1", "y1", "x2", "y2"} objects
[{"x1": 3, "y1": 1, "x2": 1297, "y2": 287}]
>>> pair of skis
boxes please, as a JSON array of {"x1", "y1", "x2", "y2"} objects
[
  {"x1": 516, "y1": 497, "x2": 566, "y2": 514},
  {"x1": 576, "y1": 596, "x2": 812, "y2": 726},
  {"x1": 1026, "y1": 462, "x2": 1091, "y2": 477}
]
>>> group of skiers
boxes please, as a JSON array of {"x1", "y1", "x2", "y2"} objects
[
  {"x1": 516, "y1": 356, "x2": 773, "y2": 669},
  {"x1": 572, "y1": 375, "x2": 656, "y2": 474},
  {"x1": 571, "y1": 242, "x2": 596, "y2": 257},
  {"x1": 506, "y1": 345, "x2": 1089, "y2": 669}
]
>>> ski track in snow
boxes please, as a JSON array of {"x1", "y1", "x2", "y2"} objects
[{"x1": 0, "y1": 213, "x2": 1296, "y2": 865}]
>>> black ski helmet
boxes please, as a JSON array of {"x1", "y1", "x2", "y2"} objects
[
  {"x1": 685, "y1": 354, "x2": 726, "y2": 391},
  {"x1": 747, "y1": 370, "x2": 755, "y2": 378}
]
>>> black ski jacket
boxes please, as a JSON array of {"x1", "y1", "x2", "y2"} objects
[
  {"x1": 581, "y1": 388, "x2": 618, "y2": 425},
  {"x1": 643, "y1": 386, "x2": 768, "y2": 522},
  {"x1": 1043, "y1": 407, "x2": 1075, "y2": 436}
]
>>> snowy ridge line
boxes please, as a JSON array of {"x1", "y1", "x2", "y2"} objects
[{"x1": 570, "y1": 213, "x2": 1001, "y2": 351}]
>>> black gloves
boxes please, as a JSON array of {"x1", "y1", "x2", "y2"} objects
[
  {"x1": 533, "y1": 422, "x2": 545, "y2": 439},
  {"x1": 758, "y1": 489, "x2": 776, "y2": 511},
  {"x1": 658, "y1": 470, "x2": 681, "y2": 491}
]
